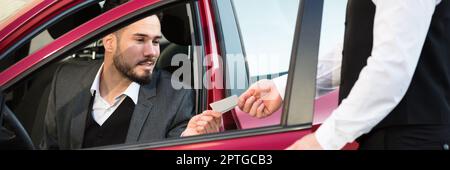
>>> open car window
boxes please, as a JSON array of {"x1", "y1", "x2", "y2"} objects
[
  {"x1": 221, "y1": 0, "x2": 301, "y2": 130},
  {"x1": 313, "y1": 0, "x2": 347, "y2": 125}
]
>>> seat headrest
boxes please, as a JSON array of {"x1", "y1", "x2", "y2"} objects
[
  {"x1": 157, "y1": 43, "x2": 189, "y2": 71},
  {"x1": 161, "y1": 4, "x2": 191, "y2": 46}
]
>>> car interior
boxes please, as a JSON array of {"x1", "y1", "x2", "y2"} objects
[{"x1": 1, "y1": 1, "x2": 197, "y2": 149}]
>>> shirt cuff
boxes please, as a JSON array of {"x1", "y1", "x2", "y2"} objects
[
  {"x1": 272, "y1": 74, "x2": 288, "y2": 100},
  {"x1": 314, "y1": 115, "x2": 349, "y2": 150}
]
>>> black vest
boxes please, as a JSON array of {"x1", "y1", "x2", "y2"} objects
[
  {"x1": 82, "y1": 96, "x2": 135, "y2": 148},
  {"x1": 340, "y1": 0, "x2": 450, "y2": 129}
]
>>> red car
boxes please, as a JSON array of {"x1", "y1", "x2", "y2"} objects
[{"x1": 0, "y1": 0, "x2": 356, "y2": 150}]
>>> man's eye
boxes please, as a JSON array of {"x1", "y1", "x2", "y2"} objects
[
  {"x1": 136, "y1": 38, "x2": 145, "y2": 42},
  {"x1": 153, "y1": 40, "x2": 160, "y2": 45}
]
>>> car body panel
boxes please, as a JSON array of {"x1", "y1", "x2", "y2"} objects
[
  {"x1": 0, "y1": 0, "x2": 82, "y2": 54},
  {"x1": 234, "y1": 108, "x2": 282, "y2": 130},
  {"x1": 154, "y1": 130, "x2": 312, "y2": 150},
  {"x1": 198, "y1": 0, "x2": 225, "y2": 104}
]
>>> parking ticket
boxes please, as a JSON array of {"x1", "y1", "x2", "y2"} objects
[{"x1": 209, "y1": 95, "x2": 238, "y2": 114}]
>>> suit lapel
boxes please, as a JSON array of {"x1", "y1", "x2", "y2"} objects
[
  {"x1": 70, "y1": 90, "x2": 92, "y2": 149},
  {"x1": 70, "y1": 61, "x2": 102, "y2": 149},
  {"x1": 125, "y1": 71, "x2": 158, "y2": 142}
]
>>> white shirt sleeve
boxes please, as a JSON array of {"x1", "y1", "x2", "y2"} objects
[
  {"x1": 316, "y1": 43, "x2": 343, "y2": 97},
  {"x1": 273, "y1": 43, "x2": 343, "y2": 100},
  {"x1": 273, "y1": 74, "x2": 288, "y2": 100},
  {"x1": 315, "y1": 0, "x2": 441, "y2": 150}
]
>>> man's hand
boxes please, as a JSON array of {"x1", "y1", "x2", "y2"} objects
[
  {"x1": 238, "y1": 79, "x2": 283, "y2": 118},
  {"x1": 182, "y1": 110, "x2": 222, "y2": 136},
  {"x1": 286, "y1": 133, "x2": 324, "y2": 150}
]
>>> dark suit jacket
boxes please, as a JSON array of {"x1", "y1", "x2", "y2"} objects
[{"x1": 40, "y1": 59, "x2": 195, "y2": 149}]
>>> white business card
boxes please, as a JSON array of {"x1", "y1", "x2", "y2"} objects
[{"x1": 209, "y1": 95, "x2": 238, "y2": 113}]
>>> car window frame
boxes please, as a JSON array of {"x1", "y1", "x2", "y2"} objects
[
  {"x1": 0, "y1": 0, "x2": 102, "y2": 70},
  {"x1": 282, "y1": 0, "x2": 323, "y2": 126}
]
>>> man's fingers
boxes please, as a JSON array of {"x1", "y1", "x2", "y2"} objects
[
  {"x1": 238, "y1": 89, "x2": 254, "y2": 109},
  {"x1": 193, "y1": 110, "x2": 222, "y2": 134},
  {"x1": 207, "y1": 110, "x2": 222, "y2": 118},
  {"x1": 196, "y1": 120, "x2": 208, "y2": 134},
  {"x1": 205, "y1": 121, "x2": 214, "y2": 134},
  {"x1": 256, "y1": 102, "x2": 266, "y2": 118},
  {"x1": 187, "y1": 115, "x2": 200, "y2": 128},
  {"x1": 243, "y1": 96, "x2": 256, "y2": 113},
  {"x1": 196, "y1": 117, "x2": 219, "y2": 134},
  {"x1": 200, "y1": 115, "x2": 213, "y2": 122},
  {"x1": 196, "y1": 120, "x2": 208, "y2": 126},
  {"x1": 249, "y1": 99, "x2": 263, "y2": 117},
  {"x1": 207, "y1": 111, "x2": 222, "y2": 130},
  {"x1": 203, "y1": 115, "x2": 221, "y2": 133},
  {"x1": 196, "y1": 126, "x2": 206, "y2": 134},
  {"x1": 201, "y1": 110, "x2": 222, "y2": 119},
  {"x1": 202, "y1": 115, "x2": 214, "y2": 133},
  {"x1": 261, "y1": 107, "x2": 273, "y2": 118}
]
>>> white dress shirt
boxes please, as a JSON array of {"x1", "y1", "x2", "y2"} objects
[
  {"x1": 315, "y1": 0, "x2": 442, "y2": 150},
  {"x1": 90, "y1": 64, "x2": 140, "y2": 126},
  {"x1": 274, "y1": 0, "x2": 442, "y2": 150}
]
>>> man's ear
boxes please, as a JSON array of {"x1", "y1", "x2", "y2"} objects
[{"x1": 102, "y1": 34, "x2": 115, "y2": 53}]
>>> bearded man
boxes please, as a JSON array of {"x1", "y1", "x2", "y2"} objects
[{"x1": 41, "y1": 15, "x2": 221, "y2": 150}]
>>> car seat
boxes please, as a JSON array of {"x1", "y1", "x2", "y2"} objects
[
  {"x1": 156, "y1": 4, "x2": 192, "y2": 74},
  {"x1": 13, "y1": 3, "x2": 102, "y2": 146}
]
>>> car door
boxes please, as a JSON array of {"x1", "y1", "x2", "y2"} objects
[
  {"x1": 111, "y1": 0, "x2": 325, "y2": 150},
  {"x1": 1, "y1": 0, "x2": 355, "y2": 150}
]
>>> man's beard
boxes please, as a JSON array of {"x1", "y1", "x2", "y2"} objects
[{"x1": 113, "y1": 52, "x2": 152, "y2": 85}]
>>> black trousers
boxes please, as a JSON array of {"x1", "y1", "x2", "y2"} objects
[{"x1": 358, "y1": 125, "x2": 450, "y2": 150}]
